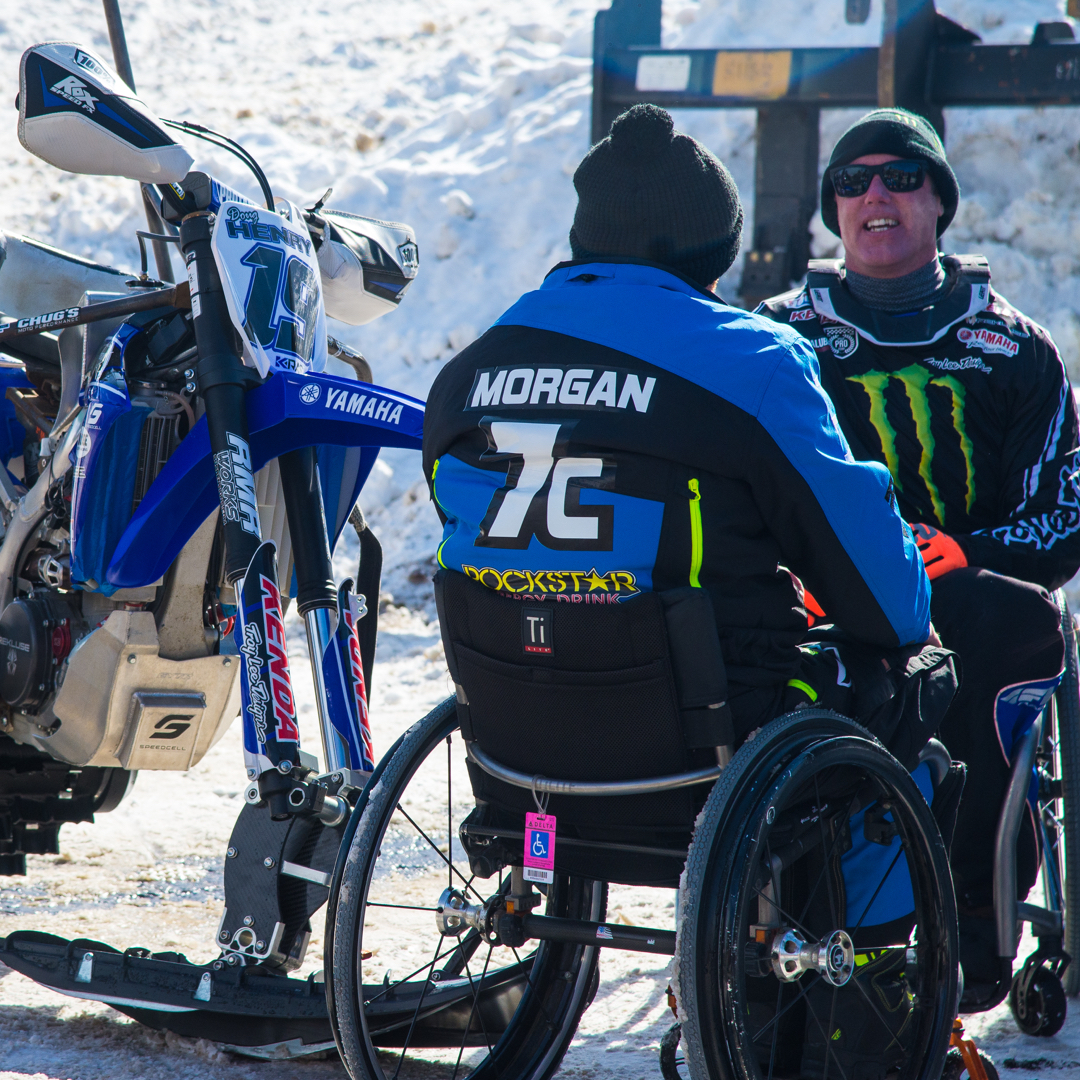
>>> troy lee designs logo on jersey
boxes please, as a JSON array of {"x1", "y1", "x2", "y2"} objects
[
  {"x1": 926, "y1": 355, "x2": 992, "y2": 374},
  {"x1": 467, "y1": 367, "x2": 656, "y2": 413},
  {"x1": 956, "y1": 327, "x2": 1019, "y2": 357},
  {"x1": 49, "y1": 75, "x2": 99, "y2": 113}
]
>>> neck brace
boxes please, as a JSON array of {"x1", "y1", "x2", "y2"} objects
[{"x1": 806, "y1": 255, "x2": 991, "y2": 347}]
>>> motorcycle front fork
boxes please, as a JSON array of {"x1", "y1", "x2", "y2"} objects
[{"x1": 179, "y1": 213, "x2": 371, "y2": 821}]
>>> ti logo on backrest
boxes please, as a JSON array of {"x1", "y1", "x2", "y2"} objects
[{"x1": 522, "y1": 607, "x2": 553, "y2": 655}]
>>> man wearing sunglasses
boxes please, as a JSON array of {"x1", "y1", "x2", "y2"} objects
[{"x1": 758, "y1": 107, "x2": 1080, "y2": 1009}]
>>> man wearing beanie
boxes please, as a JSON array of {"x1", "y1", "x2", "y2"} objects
[
  {"x1": 425, "y1": 109, "x2": 957, "y2": 1075},
  {"x1": 426, "y1": 102, "x2": 934, "y2": 735},
  {"x1": 759, "y1": 107, "x2": 1080, "y2": 1011}
]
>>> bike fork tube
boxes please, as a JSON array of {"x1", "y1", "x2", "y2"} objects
[
  {"x1": 179, "y1": 213, "x2": 261, "y2": 580},
  {"x1": 279, "y1": 447, "x2": 346, "y2": 772},
  {"x1": 305, "y1": 607, "x2": 349, "y2": 773},
  {"x1": 181, "y1": 213, "x2": 304, "y2": 810}
]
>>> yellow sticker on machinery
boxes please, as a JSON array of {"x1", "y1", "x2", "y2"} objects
[{"x1": 712, "y1": 50, "x2": 791, "y2": 99}]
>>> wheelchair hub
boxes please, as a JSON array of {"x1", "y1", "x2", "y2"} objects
[
  {"x1": 769, "y1": 927, "x2": 854, "y2": 986},
  {"x1": 434, "y1": 886, "x2": 495, "y2": 938}
]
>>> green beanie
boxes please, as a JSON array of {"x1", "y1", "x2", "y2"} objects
[{"x1": 820, "y1": 108, "x2": 960, "y2": 238}]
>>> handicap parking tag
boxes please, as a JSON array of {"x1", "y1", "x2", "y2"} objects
[{"x1": 524, "y1": 811, "x2": 556, "y2": 884}]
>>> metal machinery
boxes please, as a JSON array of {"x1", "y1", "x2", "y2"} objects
[{"x1": 590, "y1": 0, "x2": 1080, "y2": 305}]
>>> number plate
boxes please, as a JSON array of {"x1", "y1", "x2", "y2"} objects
[{"x1": 211, "y1": 200, "x2": 328, "y2": 376}]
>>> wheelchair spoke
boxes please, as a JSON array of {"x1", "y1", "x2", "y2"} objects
[
  {"x1": 394, "y1": 802, "x2": 485, "y2": 904},
  {"x1": 451, "y1": 941, "x2": 496, "y2": 1080},
  {"x1": 849, "y1": 965, "x2": 908, "y2": 1054},
  {"x1": 766, "y1": 980, "x2": 783, "y2": 1080},
  {"x1": 448, "y1": 734, "x2": 453, "y2": 892},
  {"x1": 750, "y1": 881, "x2": 817, "y2": 943},
  {"x1": 794, "y1": 792, "x2": 861, "y2": 931},
  {"x1": 850, "y1": 844, "x2": 905, "y2": 936},
  {"x1": 392, "y1": 933, "x2": 448, "y2": 1080},
  {"x1": 750, "y1": 969, "x2": 822, "y2": 1044},
  {"x1": 363, "y1": 938, "x2": 472, "y2": 1008},
  {"x1": 815, "y1": 775, "x2": 840, "y2": 931},
  {"x1": 803, "y1": 984, "x2": 853, "y2": 1080},
  {"x1": 366, "y1": 902, "x2": 441, "y2": 912}
]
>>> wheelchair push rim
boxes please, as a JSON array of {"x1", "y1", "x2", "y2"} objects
[
  {"x1": 677, "y1": 710, "x2": 958, "y2": 1080},
  {"x1": 329, "y1": 697, "x2": 605, "y2": 1080}
]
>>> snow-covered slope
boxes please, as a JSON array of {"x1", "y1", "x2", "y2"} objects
[{"x1": 4, "y1": 0, "x2": 1079, "y2": 602}]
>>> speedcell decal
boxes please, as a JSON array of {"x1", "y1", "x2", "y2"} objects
[
  {"x1": 847, "y1": 363, "x2": 976, "y2": 525},
  {"x1": 466, "y1": 366, "x2": 656, "y2": 413},
  {"x1": 956, "y1": 327, "x2": 1019, "y2": 357}
]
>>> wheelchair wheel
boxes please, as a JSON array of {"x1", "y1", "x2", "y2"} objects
[
  {"x1": 328, "y1": 696, "x2": 606, "y2": 1080},
  {"x1": 676, "y1": 710, "x2": 957, "y2": 1080},
  {"x1": 1043, "y1": 592, "x2": 1080, "y2": 995}
]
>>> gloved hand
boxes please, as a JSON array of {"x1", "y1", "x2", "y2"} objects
[
  {"x1": 801, "y1": 586, "x2": 826, "y2": 624},
  {"x1": 910, "y1": 522, "x2": 967, "y2": 581}
]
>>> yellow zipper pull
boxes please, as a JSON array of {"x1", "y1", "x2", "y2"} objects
[{"x1": 688, "y1": 477, "x2": 703, "y2": 588}]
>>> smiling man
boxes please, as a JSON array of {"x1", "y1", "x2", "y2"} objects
[{"x1": 758, "y1": 108, "x2": 1080, "y2": 1010}]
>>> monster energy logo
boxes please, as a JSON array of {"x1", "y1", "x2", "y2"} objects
[{"x1": 847, "y1": 363, "x2": 976, "y2": 527}]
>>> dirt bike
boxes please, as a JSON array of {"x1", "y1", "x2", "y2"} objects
[{"x1": 0, "y1": 13, "x2": 425, "y2": 1059}]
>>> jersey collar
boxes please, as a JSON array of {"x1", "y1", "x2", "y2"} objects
[
  {"x1": 542, "y1": 259, "x2": 726, "y2": 304},
  {"x1": 806, "y1": 255, "x2": 992, "y2": 347}
]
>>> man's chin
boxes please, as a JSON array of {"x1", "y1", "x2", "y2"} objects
[{"x1": 842, "y1": 239, "x2": 922, "y2": 277}]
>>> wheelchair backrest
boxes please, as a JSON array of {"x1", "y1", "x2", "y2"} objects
[{"x1": 434, "y1": 569, "x2": 732, "y2": 832}]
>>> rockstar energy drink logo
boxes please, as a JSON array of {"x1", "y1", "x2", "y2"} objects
[
  {"x1": 847, "y1": 363, "x2": 975, "y2": 527},
  {"x1": 461, "y1": 564, "x2": 639, "y2": 602}
]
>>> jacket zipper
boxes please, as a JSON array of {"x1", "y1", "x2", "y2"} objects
[{"x1": 688, "y1": 477, "x2": 702, "y2": 588}]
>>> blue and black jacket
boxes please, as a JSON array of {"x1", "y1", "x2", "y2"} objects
[{"x1": 423, "y1": 261, "x2": 931, "y2": 731}]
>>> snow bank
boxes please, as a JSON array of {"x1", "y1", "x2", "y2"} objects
[{"x1": 4, "y1": 0, "x2": 1078, "y2": 602}]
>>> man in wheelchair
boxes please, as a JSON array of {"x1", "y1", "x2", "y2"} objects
[
  {"x1": 417, "y1": 105, "x2": 959, "y2": 1080},
  {"x1": 757, "y1": 108, "x2": 1080, "y2": 1011}
]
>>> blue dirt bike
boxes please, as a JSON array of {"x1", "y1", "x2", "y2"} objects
[{"x1": 0, "y1": 25, "x2": 426, "y2": 1059}]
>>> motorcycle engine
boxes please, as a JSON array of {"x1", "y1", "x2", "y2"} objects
[{"x1": 0, "y1": 590, "x2": 80, "y2": 711}]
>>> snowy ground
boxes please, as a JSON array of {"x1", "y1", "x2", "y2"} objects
[{"x1": 4, "y1": 0, "x2": 1080, "y2": 1076}]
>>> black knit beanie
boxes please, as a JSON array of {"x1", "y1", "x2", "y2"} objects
[
  {"x1": 821, "y1": 107, "x2": 960, "y2": 238},
  {"x1": 570, "y1": 105, "x2": 743, "y2": 289}
]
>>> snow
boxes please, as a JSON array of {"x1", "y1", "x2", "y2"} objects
[{"x1": 2, "y1": 0, "x2": 1080, "y2": 1076}]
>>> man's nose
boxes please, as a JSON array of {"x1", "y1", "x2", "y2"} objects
[{"x1": 864, "y1": 174, "x2": 893, "y2": 201}]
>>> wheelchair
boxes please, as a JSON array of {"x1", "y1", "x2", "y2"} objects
[
  {"x1": 956, "y1": 588, "x2": 1080, "y2": 1037},
  {"x1": 321, "y1": 576, "x2": 1076, "y2": 1079}
]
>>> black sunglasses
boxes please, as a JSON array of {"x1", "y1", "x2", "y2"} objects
[{"x1": 830, "y1": 160, "x2": 927, "y2": 198}]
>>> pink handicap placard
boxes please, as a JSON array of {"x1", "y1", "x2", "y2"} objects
[{"x1": 523, "y1": 811, "x2": 556, "y2": 884}]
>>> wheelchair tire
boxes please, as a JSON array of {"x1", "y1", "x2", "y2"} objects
[
  {"x1": 941, "y1": 1047, "x2": 999, "y2": 1080},
  {"x1": 676, "y1": 709, "x2": 958, "y2": 1080},
  {"x1": 328, "y1": 696, "x2": 606, "y2": 1080},
  {"x1": 1049, "y1": 592, "x2": 1080, "y2": 996}
]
